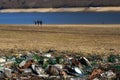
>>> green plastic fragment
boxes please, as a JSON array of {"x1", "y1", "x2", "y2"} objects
[
  {"x1": 48, "y1": 58, "x2": 57, "y2": 65},
  {"x1": 33, "y1": 54, "x2": 40, "y2": 62},
  {"x1": 56, "y1": 57, "x2": 64, "y2": 64},
  {"x1": 108, "y1": 55, "x2": 116, "y2": 63}
]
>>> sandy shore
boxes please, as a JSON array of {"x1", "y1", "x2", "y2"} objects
[
  {"x1": 0, "y1": 7, "x2": 120, "y2": 13},
  {"x1": 1, "y1": 24, "x2": 120, "y2": 28}
]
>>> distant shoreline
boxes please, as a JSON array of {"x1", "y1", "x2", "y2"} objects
[{"x1": 0, "y1": 7, "x2": 120, "y2": 13}]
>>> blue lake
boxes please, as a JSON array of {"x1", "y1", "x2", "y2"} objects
[{"x1": 0, "y1": 12, "x2": 120, "y2": 24}]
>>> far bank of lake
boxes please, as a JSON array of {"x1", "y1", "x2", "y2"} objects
[{"x1": 1, "y1": 7, "x2": 120, "y2": 13}]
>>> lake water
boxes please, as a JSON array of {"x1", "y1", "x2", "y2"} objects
[{"x1": 0, "y1": 12, "x2": 120, "y2": 24}]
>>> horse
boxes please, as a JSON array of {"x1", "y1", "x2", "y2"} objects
[{"x1": 34, "y1": 20, "x2": 43, "y2": 26}]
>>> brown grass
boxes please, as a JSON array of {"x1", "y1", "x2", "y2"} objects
[{"x1": 0, "y1": 24, "x2": 120, "y2": 53}]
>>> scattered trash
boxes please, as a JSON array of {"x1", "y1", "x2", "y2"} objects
[
  {"x1": 74, "y1": 67, "x2": 83, "y2": 76},
  {"x1": 108, "y1": 55, "x2": 117, "y2": 63},
  {"x1": 4, "y1": 68, "x2": 12, "y2": 78},
  {"x1": 0, "y1": 57, "x2": 6, "y2": 63},
  {"x1": 101, "y1": 70, "x2": 116, "y2": 79},
  {"x1": 43, "y1": 53, "x2": 52, "y2": 58},
  {"x1": 0, "y1": 49, "x2": 119, "y2": 80},
  {"x1": 79, "y1": 57, "x2": 92, "y2": 67},
  {"x1": 88, "y1": 69, "x2": 103, "y2": 80}
]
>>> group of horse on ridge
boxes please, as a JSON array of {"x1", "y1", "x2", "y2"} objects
[{"x1": 34, "y1": 20, "x2": 43, "y2": 26}]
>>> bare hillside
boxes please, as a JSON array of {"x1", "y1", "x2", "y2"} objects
[{"x1": 0, "y1": 0, "x2": 120, "y2": 9}]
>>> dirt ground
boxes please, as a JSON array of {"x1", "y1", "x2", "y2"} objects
[{"x1": 0, "y1": 24, "x2": 120, "y2": 53}]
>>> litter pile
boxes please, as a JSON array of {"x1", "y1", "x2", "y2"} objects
[{"x1": 0, "y1": 49, "x2": 119, "y2": 80}]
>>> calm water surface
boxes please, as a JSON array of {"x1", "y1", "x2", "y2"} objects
[{"x1": 0, "y1": 12, "x2": 120, "y2": 24}]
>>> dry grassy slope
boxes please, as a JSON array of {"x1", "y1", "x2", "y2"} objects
[
  {"x1": 0, "y1": 0, "x2": 120, "y2": 9},
  {"x1": 0, "y1": 24, "x2": 120, "y2": 53}
]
